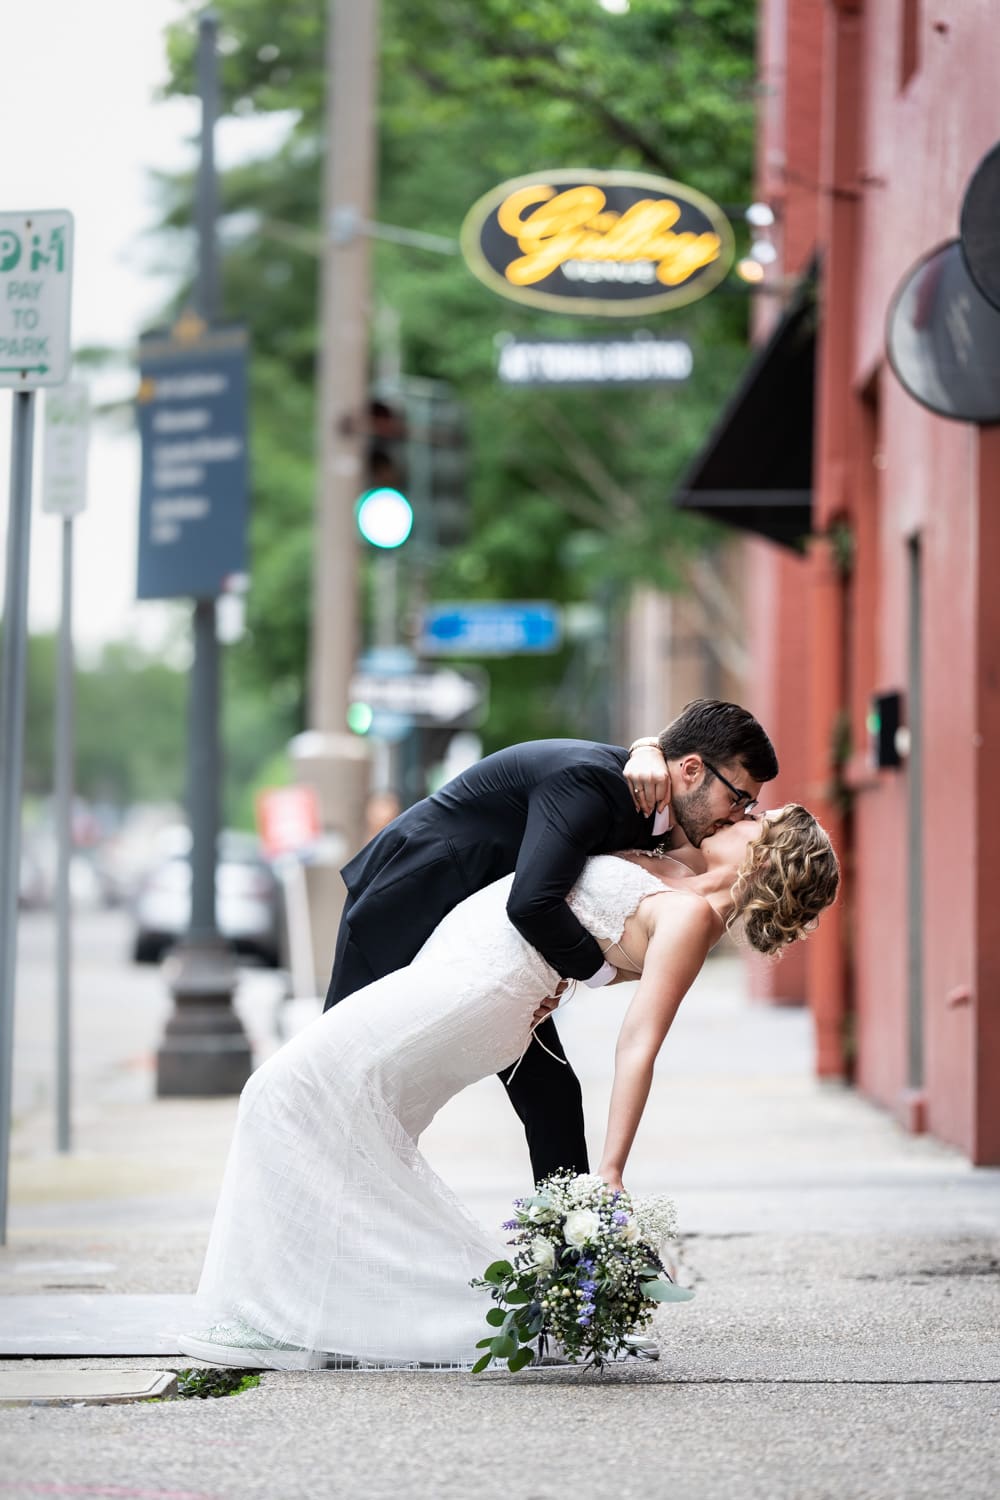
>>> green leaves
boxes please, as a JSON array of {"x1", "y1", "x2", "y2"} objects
[
  {"x1": 641, "y1": 1279, "x2": 695, "y2": 1303},
  {"x1": 485, "y1": 1307, "x2": 507, "y2": 1327},
  {"x1": 483, "y1": 1260, "x2": 514, "y2": 1284},
  {"x1": 507, "y1": 1347, "x2": 535, "y2": 1373},
  {"x1": 149, "y1": 0, "x2": 757, "y2": 755}
]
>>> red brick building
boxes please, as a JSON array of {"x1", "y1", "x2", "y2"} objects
[{"x1": 677, "y1": 0, "x2": 1000, "y2": 1163}]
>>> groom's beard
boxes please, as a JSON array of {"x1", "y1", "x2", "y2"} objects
[{"x1": 670, "y1": 782, "x2": 718, "y2": 848}]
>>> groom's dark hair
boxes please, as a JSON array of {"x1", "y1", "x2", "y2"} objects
[{"x1": 657, "y1": 699, "x2": 779, "y2": 783}]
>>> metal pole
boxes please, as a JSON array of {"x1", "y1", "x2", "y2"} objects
[
  {"x1": 191, "y1": 6, "x2": 220, "y2": 942},
  {"x1": 374, "y1": 551, "x2": 397, "y2": 649},
  {"x1": 372, "y1": 550, "x2": 398, "y2": 789},
  {"x1": 54, "y1": 515, "x2": 74, "y2": 1152},
  {"x1": 0, "y1": 390, "x2": 37, "y2": 1242},
  {"x1": 156, "y1": 8, "x2": 250, "y2": 1096}
]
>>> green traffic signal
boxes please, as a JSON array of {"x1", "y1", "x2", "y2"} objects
[{"x1": 356, "y1": 486, "x2": 413, "y2": 549}]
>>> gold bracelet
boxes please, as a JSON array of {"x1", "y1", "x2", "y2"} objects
[{"x1": 627, "y1": 736, "x2": 662, "y2": 755}]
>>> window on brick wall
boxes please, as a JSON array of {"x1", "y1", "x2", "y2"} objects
[{"x1": 900, "y1": 0, "x2": 921, "y2": 89}]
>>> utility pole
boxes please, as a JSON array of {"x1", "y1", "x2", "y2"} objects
[{"x1": 292, "y1": 0, "x2": 377, "y2": 977}]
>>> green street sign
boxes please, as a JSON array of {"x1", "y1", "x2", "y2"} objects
[{"x1": 0, "y1": 209, "x2": 74, "y2": 389}]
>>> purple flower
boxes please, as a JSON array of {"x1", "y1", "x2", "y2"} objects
[
  {"x1": 612, "y1": 1210, "x2": 629, "y2": 1226},
  {"x1": 578, "y1": 1316, "x2": 591, "y2": 1327}
]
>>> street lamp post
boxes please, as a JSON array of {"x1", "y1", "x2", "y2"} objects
[{"x1": 155, "y1": 9, "x2": 251, "y2": 1097}]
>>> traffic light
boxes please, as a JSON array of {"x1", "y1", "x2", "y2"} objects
[
  {"x1": 356, "y1": 486, "x2": 413, "y2": 549},
  {"x1": 365, "y1": 396, "x2": 408, "y2": 495},
  {"x1": 363, "y1": 386, "x2": 469, "y2": 553},
  {"x1": 420, "y1": 390, "x2": 469, "y2": 551}
]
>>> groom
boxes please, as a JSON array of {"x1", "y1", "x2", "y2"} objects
[{"x1": 324, "y1": 699, "x2": 778, "y2": 1182}]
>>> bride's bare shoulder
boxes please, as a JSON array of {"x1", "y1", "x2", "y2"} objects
[{"x1": 641, "y1": 886, "x2": 721, "y2": 942}]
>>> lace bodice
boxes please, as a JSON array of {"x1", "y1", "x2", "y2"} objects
[
  {"x1": 415, "y1": 852, "x2": 671, "y2": 993},
  {"x1": 565, "y1": 853, "x2": 670, "y2": 951}
]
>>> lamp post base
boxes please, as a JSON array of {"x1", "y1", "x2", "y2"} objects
[{"x1": 156, "y1": 937, "x2": 251, "y2": 1097}]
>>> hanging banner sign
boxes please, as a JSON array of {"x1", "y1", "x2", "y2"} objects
[
  {"x1": 135, "y1": 317, "x2": 249, "y2": 600},
  {"x1": 461, "y1": 169, "x2": 733, "y2": 317}
]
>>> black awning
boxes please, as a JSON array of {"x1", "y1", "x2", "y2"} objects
[{"x1": 672, "y1": 276, "x2": 817, "y2": 551}]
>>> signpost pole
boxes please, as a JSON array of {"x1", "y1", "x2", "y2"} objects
[
  {"x1": 43, "y1": 381, "x2": 91, "y2": 1154},
  {"x1": 155, "y1": 9, "x2": 250, "y2": 1096},
  {"x1": 0, "y1": 206, "x2": 74, "y2": 1238},
  {"x1": 42, "y1": 384, "x2": 92, "y2": 1146},
  {"x1": 0, "y1": 391, "x2": 37, "y2": 1242},
  {"x1": 54, "y1": 511, "x2": 74, "y2": 1152}
]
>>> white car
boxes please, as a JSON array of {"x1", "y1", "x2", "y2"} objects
[{"x1": 131, "y1": 829, "x2": 282, "y2": 967}]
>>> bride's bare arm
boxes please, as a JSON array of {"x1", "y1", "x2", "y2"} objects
[{"x1": 596, "y1": 895, "x2": 717, "y2": 1190}]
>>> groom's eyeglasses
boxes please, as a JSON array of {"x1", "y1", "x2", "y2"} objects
[{"x1": 702, "y1": 760, "x2": 759, "y2": 816}]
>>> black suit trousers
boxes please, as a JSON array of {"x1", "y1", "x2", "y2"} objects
[{"x1": 325, "y1": 901, "x2": 590, "y2": 1184}]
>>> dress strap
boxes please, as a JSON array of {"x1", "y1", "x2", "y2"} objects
[
  {"x1": 503, "y1": 981, "x2": 577, "y2": 1084},
  {"x1": 604, "y1": 936, "x2": 643, "y2": 973}
]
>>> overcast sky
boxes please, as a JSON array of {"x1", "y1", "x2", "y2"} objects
[{"x1": 0, "y1": 0, "x2": 290, "y2": 656}]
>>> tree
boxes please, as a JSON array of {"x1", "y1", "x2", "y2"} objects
[{"x1": 159, "y1": 0, "x2": 757, "y2": 748}]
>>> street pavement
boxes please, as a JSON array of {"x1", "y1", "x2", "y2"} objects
[{"x1": 0, "y1": 907, "x2": 998, "y2": 1498}]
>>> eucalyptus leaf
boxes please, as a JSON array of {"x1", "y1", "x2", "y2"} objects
[
  {"x1": 472, "y1": 1354, "x2": 492, "y2": 1374},
  {"x1": 484, "y1": 1260, "x2": 514, "y2": 1284},
  {"x1": 641, "y1": 1279, "x2": 695, "y2": 1303},
  {"x1": 475, "y1": 1337, "x2": 495, "y2": 1349},
  {"x1": 486, "y1": 1308, "x2": 506, "y2": 1327},
  {"x1": 508, "y1": 1347, "x2": 535, "y2": 1373},
  {"x1": 490, "y1": 1334, "x2": 516, "y2": 1359},
  {"x1": 505, "y1": 1289, "x2": 531, "y2": 1305}
]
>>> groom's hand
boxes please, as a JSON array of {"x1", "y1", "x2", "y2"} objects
[
  {"x1": 623, "y1": 742, "x2": 671, "y2": 818},
  {"x1": 531, "y1": 979, "x2": 569, "y2": 1025}
]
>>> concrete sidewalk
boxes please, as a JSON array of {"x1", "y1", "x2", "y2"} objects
[{"x1": 1, "y1": 952, "x2": 998, "y2": 1498}]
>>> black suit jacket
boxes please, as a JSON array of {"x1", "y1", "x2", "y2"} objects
[{"x1": 337, "y1": 739, "x2": 656, "y2": 985}]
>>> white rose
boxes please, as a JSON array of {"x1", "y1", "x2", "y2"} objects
[
  {"x1": 530, "y1": 1236, "x2": 555, "y2": 1271},
  {"x1": 620, "y1": 1218, "x2": 640, "y2": 1244},
  {"x1": 563, "y1": 1208, "x2": 601, "y2": 1247},
  {"x1": 526, "y1": 1202, "x2": 557, "y2": 1224}
]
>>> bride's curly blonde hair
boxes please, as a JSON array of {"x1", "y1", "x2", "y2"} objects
[{"x1": 727, "y1": 804, "x2": 840, "y2": 957}]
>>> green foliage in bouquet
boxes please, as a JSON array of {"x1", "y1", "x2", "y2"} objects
[{"x1": 471, "y1": 1171, "x2": 692, "y2": 1372}]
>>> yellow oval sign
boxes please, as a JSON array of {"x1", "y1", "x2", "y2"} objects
[{"x1": 460, "y1": 169, "x2": 734, "y2": 317}]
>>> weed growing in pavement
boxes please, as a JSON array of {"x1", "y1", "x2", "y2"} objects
[{"x1": 174, "y1": 1368, "x2": 261, "y2": 1399}]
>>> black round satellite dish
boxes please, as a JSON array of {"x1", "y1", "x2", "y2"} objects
[
  {"x1": 960, "y1": 141, "x2": 1000, "y2": 311},
  {"x1": 886, "y1": 239, "x2": 1000, "y2": 423}
]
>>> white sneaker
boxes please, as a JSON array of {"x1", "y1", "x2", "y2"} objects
[{"x1": 178, "y1": 1318, "x2": 328, "y2": 1372}]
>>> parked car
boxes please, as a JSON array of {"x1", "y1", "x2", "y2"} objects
[{"x1": 131, "y1": 828, "x2": 282, "y2": 967}]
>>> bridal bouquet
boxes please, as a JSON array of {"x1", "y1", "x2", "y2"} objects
[{"x1": 471, "y1": 1171, "x2": 692, "y2": 1372}]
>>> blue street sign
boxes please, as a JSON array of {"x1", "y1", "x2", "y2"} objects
[
  {"x1": 136, "y1": 322, "x2": 249, "y2": 600},
  {"x1": 419, "y1": 601, "x2": 562, "y2": 656}
]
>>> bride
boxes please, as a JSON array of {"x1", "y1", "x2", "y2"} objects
[{"x1": 179, "y1": 805, "x2": 838, "y2": 1371}]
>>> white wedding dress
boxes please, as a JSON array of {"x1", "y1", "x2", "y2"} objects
[{"x1": 189, "y1": 854, "x2": 668, "y2": 1367}]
